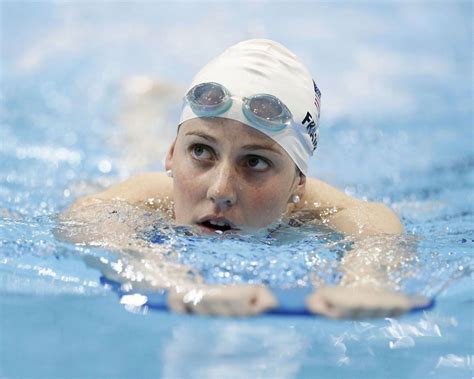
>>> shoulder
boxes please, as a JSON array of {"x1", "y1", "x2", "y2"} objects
[
  {"x1": 295, "y1": 177, "x2": 403, "y2": 236},
  {"x1": 71, "y1": 172, "x2": 173, "y2": 210},
  {"x1": 299, "y1": 177, "x2": 356, "y2": 210}
]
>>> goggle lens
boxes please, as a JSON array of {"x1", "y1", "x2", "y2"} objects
[
  {"x1": 243, "y1": 95, "x2": 292, "y2": 131},
  {"x1": 186, "y1": 83, "x2": 292, "y2": 131},
  {"x1": 193, "y1": 84, "x2": 226, "y2": 106},
  {"x1": 186, "y1": 82, "x2": 232, "y2": 116},
  {"x1": 247, "y1": 97, "x2": 282, "y2": 119}
]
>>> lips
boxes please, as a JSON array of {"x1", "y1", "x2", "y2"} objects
[{"x1": 196, "y1": 216, "x2": 238, "y2": 233}]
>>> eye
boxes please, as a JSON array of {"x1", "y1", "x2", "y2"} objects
[
  {"x1": 190, "y1": 144, "x2": 213, "y2": 160},
  {"x1": 246, "y1": 155, "x2": 270, "y2": 171}
]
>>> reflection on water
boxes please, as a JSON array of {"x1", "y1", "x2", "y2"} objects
[
  {"x1": 162, "y1": 321, "x2": 307, "y2": 379},
  {"x1": 155, "y1": 303, "x2": 472, "y2": 379},
  {"x1": 1, "y1": 192, "x2": 471, "y2": 308},
  {"x1": 51, "y1": 197, "x2": 473, "y2": 300},
  {"x1": 0, "y1": 287, "x2": 470, "y2": 378}
]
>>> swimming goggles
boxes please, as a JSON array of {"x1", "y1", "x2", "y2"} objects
[{"x1": 185, "y1": 82, "x2": 293, "y2": 132}]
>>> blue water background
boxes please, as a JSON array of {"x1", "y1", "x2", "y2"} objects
[{"x1": 1, "y1": 1, "x2": 473, "y2": 378}]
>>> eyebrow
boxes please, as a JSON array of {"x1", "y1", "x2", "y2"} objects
[
  {"x1": 185, "y1": 131, "x2": 217, "y2": 143},
  {"x1": 240, "y1": 144, "x2": 282, "y2": 155},
  {"x1": 185, "y1": 131, "x2": 282, "y2": 155}
]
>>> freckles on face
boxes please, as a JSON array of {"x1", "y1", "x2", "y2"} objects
[
  {"x1": 172, "y1": 160, "x2": 207, "y2": 223},
  {"x1": 170, "y1": 118, "x2": 299, "y2": 230},
  {"x1": 240, "y1": 179, "x2": 292, "y2": 227}
]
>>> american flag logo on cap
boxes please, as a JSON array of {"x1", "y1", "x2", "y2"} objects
[{"x1": 313, "y1": 80, "x2": 321, "y2": 117}]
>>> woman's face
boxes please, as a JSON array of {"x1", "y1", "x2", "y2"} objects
[{"x1": 166, "y1": 118, "x2": 306, "y2": 234}]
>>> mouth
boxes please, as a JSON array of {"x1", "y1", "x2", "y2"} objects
[{"x1": 196, "y1": 217, "x2": 237, "y2": 234}]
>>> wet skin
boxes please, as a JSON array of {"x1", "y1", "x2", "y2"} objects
[
  {"x1": 165, "y1": 117, "x2": 305, "y2": 233},
  {"x1": 61, "y1": 117, "x2": 417, "y2": 318}
]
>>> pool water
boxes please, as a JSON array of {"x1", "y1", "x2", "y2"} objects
[{"x1": 1, "y1": 2, "x2": 472, "y2": 378}]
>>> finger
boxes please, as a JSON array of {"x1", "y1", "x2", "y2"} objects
[
  {"x1": 385, "y1": 307, "x2": 405, "y2": 318},
  {"x1": 350, "y1": 307, "x2": 366, "y2": 319},
  {"x1": 252, "y1": 287, "x2": 277, "y2": 314},
  {"x1": 167, "y1": 289, "x2": 188, "y2": 313},
  {"x1": 167, "y1": 285, "x2": 205, "y2": 314},
  {"x1": 306, "y1": 293, "x2": 342, "y2": 318}
]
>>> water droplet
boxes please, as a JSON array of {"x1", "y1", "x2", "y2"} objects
[{"x1": 98, "y1": 159, "x2": 112, "y2": 173}]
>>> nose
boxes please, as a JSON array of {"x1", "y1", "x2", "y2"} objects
[{"x1": 206, "y1": 162, "x2": 237, "y2": 210}]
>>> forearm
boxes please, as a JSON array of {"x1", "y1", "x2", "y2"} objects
[
  {"x1": 306, "y1": 235, "x2": 429, "y2": 318},
  {"x1": 337, "y1": 235, "x2": 414, "y2": 290},
  {"x1": 84, "y1": 248, "x2": 202, "y2": 291},
  {"x1": 57, "y1": 198, "x2": 202, "y2": 290},
  {"x1": 56, "y1": 199, "x2": 143, "y2": 247},
  {"x1": 311, "y1": 201, "x2": 407, "y2": 288}
]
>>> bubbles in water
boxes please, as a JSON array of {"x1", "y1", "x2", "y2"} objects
[
  {"x1": 98, "y1": 159, "x2": 112, "y2": 173},
  {"x1": 43, "y1": 197, "x2": 473, "y2": 299}
]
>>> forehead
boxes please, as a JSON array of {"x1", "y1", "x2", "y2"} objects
[{"x1": 178, "y1": 117, "x2": 286, "y2": 152}]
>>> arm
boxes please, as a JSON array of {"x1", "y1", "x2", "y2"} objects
[
  {"x1": 68, "y1": 172, "x2": 174, "y2": 210},
  {"x1": 306, "y1": 236, "x2": 430, "y2": 319},
  {"x1": 301, "y1": 178, "x2": 429, "y2": 318},
  {"x1": 57, "y1": 172, "x2": 173, "y2": 245},
  {"x1": 56, "y1": 172, "x2": 191, "y2": 290},
  {"x1": 58, "y1": 195, "x2": 202, "y2": 291},
  {"x1": 298, "y1": 177, "x2": 404, "y2": 236},
  {"x1": 58, "y1": 172, "x2": 276, "y2": 316}
]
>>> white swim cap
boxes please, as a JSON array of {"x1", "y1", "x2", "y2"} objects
[{"x1": 179, "y1": 39, "x2": 321, "y2": 175}]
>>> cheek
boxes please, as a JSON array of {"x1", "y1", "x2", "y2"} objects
[
  {"x1": 243, "y1": 180, "x2": 291, "y2": 220},
  {"x1": 249, "y1": 187, "x2": 283, "y2": 207},
  {"x1": 172, "y1": 166, "x2": 204, "y2": 221}
]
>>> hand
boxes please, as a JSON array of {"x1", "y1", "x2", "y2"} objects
[
  {"x1": 167, "y1": 284, "x2": 277, "y2": 316},
  {"x1": 306, "y1": 286, "x2": 430, "y2": 319}
]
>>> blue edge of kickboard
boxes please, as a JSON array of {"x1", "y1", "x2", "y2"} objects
[{"x1": 100, "y1": 277, "x2": 435, "y2": 317}]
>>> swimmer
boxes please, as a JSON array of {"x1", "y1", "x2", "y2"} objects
[{"x1": 61, "y1": 39, "x2": 430, "y2": 318}]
